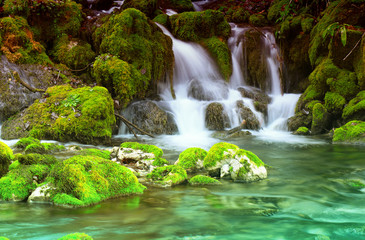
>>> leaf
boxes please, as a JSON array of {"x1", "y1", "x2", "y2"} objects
[{"x1": 340, "y1": 25, "x2": 347, "y2": 46}]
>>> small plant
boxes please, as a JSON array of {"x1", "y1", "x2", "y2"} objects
[
  {"x1": 62, "y1": 94, "x2": 80, "y2": 108},
  {"x1": 322, "y1": 22, "x2": 351, "y2": 46}
]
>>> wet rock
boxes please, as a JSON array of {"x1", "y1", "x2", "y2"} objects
[
  {"x1": 188, "y1": 79, "x2": 229, "y2": 101},
  {"x1": 287, "y1": 112, "x2": 312, "y2": 131},
  {"x1": 311, "y1": 103, "x2": 331, "y2": 135},
  {"x1": 236, "y1": 101, "x2": 261, "y2": 130},
  {"x1": 237, "y1": 87, "x2": 271, "y2": 115},
  {"x1": 205, "y1": 102, "x2": 230, "y2": 130},
  {"x1": 332, "y1": 120, "x2": 365, "y2": 144},
  {"x1": 28, "y1": 183, "x2": 54, "y2": 203},
  {"x1": 124, "y1": 101, "x2": 178, "y2": 135}
]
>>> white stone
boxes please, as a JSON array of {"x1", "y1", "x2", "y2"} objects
[{"x1": 28, "y1": 183, "x2": 54, "y2": 203}]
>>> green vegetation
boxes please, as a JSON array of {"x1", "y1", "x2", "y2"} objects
[
  {"x1": 354, "y1": 37, "x2": 365, "y2": 90},
  {"x1": 189, "y1": 175, "x2": 221, "y2": 185},
  {"x1": 169, "y1": 10, "x2": 231, "y2": 42},
  {"x1": 311, "y1": 103, "x2": 328, "y2": 134},
  {"x1": 50, "y1": 155, "x2": 145, "y2": 207},
  {"x1": 203, "y1": 142, "x2": 239, "y2": 169},
  {"x1": 294, "y1": 127, "x2": 310, "y2": 135},
  {"x1": 0, "y1": 141, "x2": 14, "y2": 178},
  {"x1": 324, "y1": 92, "x2": 346, "y2": 114},
  {"x1": 120, "y1": 142, "x2": 163, "y2": 158},
  {"x1": 58, "y1": 233, "x2": 93, "y2": 240},
  {"x1": 77, "y1": 149, "x2": 111, "y2": 160},
  {"x1": 121, "y1": 0, "x2": 158, "y2": 18},
  {"x1": 333, "y1": 120, "x2": 365, "y2": 143},
  {"x1": 342, "y1": 91, "x2": 365, "y2": 121},
  {"x1": 162, "y1": 0, "x2": 194, "y2": 13},
  {"x1": 0, "y1": 16, "x2": 51, "y2": 64},
  {"x1": 15, "y1": 137, "x2": 40, "y2": 149},
  {"x1": 248, "y1": 14, "x2": 268, "y2": 27},
  {"x1": 16, "y1": 153, "x2": 57, "y2": 166},
  {"x1": 176, "y1": 147, "x2": 207, "y2": 171},
  {"x1": 147, "y1": 165, "x2": 187, "y2": 186},
  {"x1": 1, "y1": 85, "x2": 115, "y2": 145}
]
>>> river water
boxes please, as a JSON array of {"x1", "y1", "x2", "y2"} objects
[{"x1": 1, "y1": 134, "x2": 365, "y2": 240}]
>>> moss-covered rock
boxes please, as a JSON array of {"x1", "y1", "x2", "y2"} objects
[
  {"x1": 287, "y1": 112, "x2": 312, "y2": 131},
  {"x1": 324, "y1": 92, "x2": 346, "y2": 115},
  {"x1": 205, "y1": 102, "x2": 230, "y2": 131},
  {"x1": 15, "y1": 137, "x2": 40, "y2": 149},
  {"x1": 311, "y1": 103, "x2": 330, "y2": 134},
  {"x1": 342, "y1": 90, "x2": 365, "y2": 121},
  {"x1": 189, "y1": 175, "x2": 221, "y2": 186},
  {"x1": 58, "y1": 233, "x2": 93, "y2": 240},
  {"x1": 354, "y1": 36, "x2": 365, "y2": 90},
  {"x1": 49, "y1": 155, "x2": 145, "y2": 207},
  {"x1": 15, "y1": 138, "x2": 65, "y2": 154},
  {"x1": 121, "y1": 0, "x2": 158, "y2": 18},
  {"x1": 0, "y1": 141, "x2": 14, "y2": 178},
  {"x1": 146, "y1": 165, "x2": 187, "y2": 187},
  {"x1": 120, "y1": 142, "x2": 163, "y2": 157},
  {"x1": 159, "y1": 0, "x2": 194, "y2": 13},
  {"x1": 175, "y1": 147, "x2": 207, "y2": 172},
  {"x1": 236, "y1": 100, "x2": 261, "y2": 130},
  {"x1": 16, "y1": 153, "x2": 57, "y2": 166},
  {"x1": 203, "y1": 142, "x2": 267, "y2": 182},
  {"x1": 52, "y1": 34, "x2": 96, "y2": 71},
  {"x1": 1, "y1": 85, "x2": 115, "y2": 145},
  {"x1": 224, "y1": 7, "x2": 250, "y2": 23},
  {"x1": 0, "y1": 16, "x2": 51, "y2": 65},
  {"x1": 93, "y1": 8, "x2": 173, "y2": 103},
  {"x1": 169, "y1": 10, "x2": 231, "y2": 42},
  {"x1": 293, "y1": 126, "x2": 310, "y2": 135},
  {"x1": 333, "y1": 120, "x2": 365, "y2": 144},
  {"x1": 77, "y1": 149, "x2": 111, "y2": 160},
  {"x1": 249, "y1": 14, "x2": 268, "y2": 27}
]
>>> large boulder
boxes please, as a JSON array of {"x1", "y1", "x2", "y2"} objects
[
  {"x1": 123, "y1": 101, "x2": 178, "y2": 135},
  {"x1": 333, "y1": 120, "x2": 365, "y2": 144},
  {"x1": 205, "y1": 102, "x2": 230, "y2": 130},
  {"x1": 0, "y1": 141, "x2": 14, "y2": 178},
  {"x1": 1, "y1": 85, "x2": 116, "y2": 145},
  {"x1": 342, "y1": 90, "x2": 365, "y2": 122},
  {"x1": 236, "y1": 101, "x2": 261, "y2": 130},
  {"x1": 311, "y1": 103, "x2": 331, "y2": 135},
  {"x1": 93, "y1": 8, "x2": 174, "y2": 105},
  {"x1": 174, "y1": 147, "x2": 207, "y2": 173},
  {"x1": 188, "y1": 79, "x2": 229, "y2": 101},
  {"x1": 203, "y1": 142, "x2": 267, "y2": 182}
]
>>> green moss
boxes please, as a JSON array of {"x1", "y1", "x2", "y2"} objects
[
  {"x1": 235, "y1": 149, "x2": 264, "y2": 167},
  {"x1": 249, "y1": 14, "x2": 268, "y2": 27},
  {"x1": 0, "y1": 16, "x2": 52, "y2": 65},
  {"x1": 153, "y1": 14, "x2": 169, "y2": 27},
  {"x1": 152, "y1": 157, "x2": 168, "y2": 167},
  {"x1": 0, "y1": 141, "x2": 14, "y2": 178},
  {"x1": 225, "y1": 8, "x2": 250, "y2": 23},
  {"x1": 324, "y1": 92, "x2": 346, "y2": 114},
  {"x1": 176, "y1": 147, "x2": 207, "y2": 171},
  {"x1": 93, "y1": 8, "x2": 174, "y2": 102},
  {"x1": 0, "y1": 164, "x2": 50, "y2": 201},
  {"x1": 1, "y1": 85, "x2": 116, "y2": 145},
  {"x1": 161, "y1": 0, "x2": 194, "y2": 13},
  {"x1": 203, "y1": 142, "x2": 239, "y2": 169},
  {"x1": 121, "y1": 0, "x2": 158, "y2": 18},
  {"x1": 0, "y1": 237, "x2": 10, "y2": 240},
  {"x1": 353, "y1": 37, "x2": 365, "y2": 90},
  {"x1": 308, "y1": 58, "x2": 339, "y2": 97},
  {"x1": 342, "y1": 90, "x2": 365, "y2": 120},
  {"x1": 78, "y1": 149, "x2": 111, "y2": 160},
  {"x1": 42, "y1": 143, "x2": 66, "y2": 152},
  {"x1": 294, "y1": 126, "x2": 310, "y2": 135},
  {"x1": 53, "y1": 34, "x2": 96, "y2": 70},
  {"x1": 24, "y1": 143, "x2": 46, "y2": 154},
  {"x1": 346, "y1": 179, "x2": 365, "y2": 189},
  {"x1": 333, "y1": 120, "x2": 365, "y2": 143},
  {"x1": 16, "y1": 153, "x2": 57, "y2": 166},
  {"x1": 169, "y1": 10, "x2": 231, "y2": 42},
  {"x1": 58, "y1": 233, "x2": 93, "y2": 240},
  {"x1": 327, "y1": 71, "x2": 359, "y2": 100},
  {"x1": 201, "y1": 37, "x2": 232, "y2": 81},
  {"x1": 15, "y1": 137, "x2": 40, "y2": 149},
  {"x1": 301, "y1": 17, "x2": 314, "y2": 34},
  {"x1": 9, "y1": 160, "x2": 21, "y2": 170},
  {"x1": 267, "y1": 0, "x2": 290, "y2": 22},
  {"x1": 120, "y1": 142, "x2": 163, "y2": 158},
  {"x1": 147, "y1": 165, "x2": 187, "y2": 186},
  {"x1": 49, "y1": 155, "x2": 145, "y2": 207},
  {"x1": 189, "y1": 175, "x2": 221, "y2": 185},
  {"x1": 311, "y1": 103, "x2": 328, "y2": 134}
]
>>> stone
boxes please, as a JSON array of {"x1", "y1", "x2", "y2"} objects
[
  {"x1": 28, "y1": 183, "x2": 54, "y2": 203},
  {"x1": 235, "y1": 100, "x2": 261, "y2": 130},
  {"x1": 205, "y1": 102, "x2": 230, "y2": 130}
]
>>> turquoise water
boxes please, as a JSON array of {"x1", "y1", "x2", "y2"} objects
[{"x1": 1, "y1": 135, "x2": 365, "y2": 240}]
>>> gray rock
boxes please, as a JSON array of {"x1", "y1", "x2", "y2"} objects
[
  {"x1": 236, "y1": 100, "x2": 261, "y2": 130},
  {"x1": 28, "y1": 183, "x2": 54, "y2": 203},
  {"x1": 205, "y1": 102, "x2": 230, "y2": 130}
]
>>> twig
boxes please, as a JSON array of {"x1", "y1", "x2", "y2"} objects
[
  {"x1": 343, "y1": 32, "x2": 365, "y2": 61},
  {"x1": 114, "y1": 113, "x2": 155, "y2": 138},
  {"x1": 12, "y1": 71, "x2": 46, "y2": 93}
]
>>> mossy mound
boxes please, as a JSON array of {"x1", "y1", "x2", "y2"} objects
[
  {"x1": 203, "y1": 142, "x2": 239, "y2": 169},
  {"x1": 15, "y1": 137, "x2": 40, "y2": 149},
  {"x1": 333, "y1": 120, "x2": 365, "y2": 144},
  {"x1": 293, "y1": 126, "x2": 310, "y2": 135},
  {"x1": 120, "y1": 142, "x2": 163, "y2": 158},
  {"x1": 159, "y1": 0, "x2": 194, "y2": 13},
  {"x1": 169, "y1": 10, "x2": 231, "y2": 42},
  {"x1": 0, "y1": 141, "x2": 14, "y2": 178},
  {"x1": 77, "y1": 149, "x2": 111, "y2": 160},
  {"x1": 201, "y1": 37, "x2": 232, "y2": 81},
  {"x1": 311, "y1": 103, "x2": 330, "y2": 135},
  {"x1": 189, "y1": 175, "x2": 221, "y2": 186},
  {"x1": 248, "y1": 14, "x2": 268, "y2": 27},
  {"x1": 224, "y1": 7, "x2": 250, "y2": 23},
  {"x1": 324, "y1": 92, "x2": 346, "y2": 115},
  {"x1": 0, "y1": 160, "x2": 52, "y2": 201},
  {"x1": 147, "y1": 165, "x2": 187, "y2": 187},
  {"x1": 4, "y1": 0, "x2": 83, "y2": 45},
  {"x1": 15, "y1": 153, "x2": 57, "y2": 166},
  {"x1": 1, "y1": 85, "x2": 115, "y2": 145},
  {"x1": 50, "y1": 155, "x2": 145, "y2": 207},
  {"x1": 121, "y1": 0, "x2": 158, "y2": 18},
  {"x1": 53, "y1": 34, "x2": 96, "y2": 71},
  {"x1": 342, "y1": 90, "x2": 365, "y2": 121},
  {"x1": 58, "y1": 233, "x2": 93, "y2": 240},
  {"x1": 15, "y1": 138, "x2": 65, "y2": 153},
  {"x1": 175, "y1": 147, "x2": 207, "y2": 172},
  {"x1": 0, "y1": 16, "x2": 51, "y2": 65},
  {"x1": 93, "y1": 8, "x2": 173, "y2": 104}
]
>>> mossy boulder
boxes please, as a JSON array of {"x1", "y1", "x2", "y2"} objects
[
  {"x1": 203, "y1": 142, "x2": 267, "y2": 182},
  {"x1": 0, "y1": 16, "x2": 51, "y2": 65},
  {"x1": 311, "y1": 103, "x2": 331, "y2": 134},
  {"x1": 201, "y1": 37, "x2": 232, "y2": 81},
  {"x1": 49, "y1": 155, "x2": 145, "y2": 207},
  {"x1": 175, "y1": 147, "x2": 207, "y2": 173},
  {"x1": 52, "y1": 34, "x2": 96, "y2": 71},
  {"x1": 122, "y1": 101, "x2": 178, "y2": 135},
  {"x1": 1, "y1": 85, "x2": 116, "y2": 145},
  {"x1": 293, "y1": 126, "x2": 310, "y2": 135},
  {"x1": 159, "y1": 0, "x2": 194, "y2": 13},
  {"x1": 93, "y1": 8, "x2": 174, "y2": 103},
  {"x1": 77, "y1": 148, "x2": 111, "y2": 160},
  {"x1": 58, "y1": 233, "x2": 93, "y2": 240},
  {"x1": 324, "y1": 92, "x2": 346, "y2": 115},
  {"x1": 189, "y1": 175, "x2": 221, "y2": 186},
  {"x1": 147, "y1": 165, "x2": 187, "y2": 187},
  {"x1": 248, "y1": 14, "x2": 268, "y2": 27},
  {"x1": 15, "y1": 153, "x2": 57, "y2": 166},
  {"x1": 15, "y1": 137, "x2": 65, "y2": 153},
  {"x1": 224, "y1": 7, "x2": 250, "y2": 23},
  {"x1": 169, "y1": 10, "x2": 231, "y2": 42},
  {"x1": 205, "y1": 102, "x2": 230, "y2": 131},
  {"x1": 287, "y1": 112, "x2": 312, "y2": 131},
  {"x1": 0, "y1": 141, "x2": 14, "y2": 178},
  {"x1": 121, "y1": 0, "x2": 158, "y2": 18},
  {"x1": 236, "y1": 100, "x2": 261, "y2": 130},
  {"x1": 15, "y1": 137, "x2": 40, "y2": 149},
  {"x1": 333, "y1": 120, "x2": 365, "y2": 144},
  {"x1": 342, "y1": 90, "x2": 365, "y2": 121}
]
